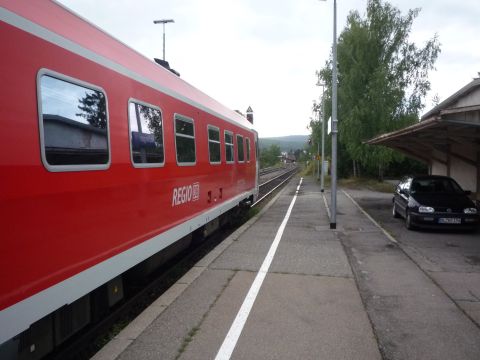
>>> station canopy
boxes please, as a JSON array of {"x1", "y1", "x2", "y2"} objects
[
  {"x1": 366, "y1": 117, "x2": 480, "y2": 165},
  {"x1": 366, "y1": 78, "x2": 480, "y2": 166}
]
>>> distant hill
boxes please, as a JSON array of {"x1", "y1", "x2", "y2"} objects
[{"x1": 259, "y1": 135, "x2": 309, "y2": 152}]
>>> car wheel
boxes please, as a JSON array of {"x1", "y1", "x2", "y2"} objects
[
  {"x1": 392, "y1": 201, "x2": 401, "y2": 218},
  {"x1": 405, "y1": 210, "x2": 415, "y2": 230}
]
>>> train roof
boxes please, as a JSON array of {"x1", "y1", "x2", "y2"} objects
[{"x1": 0, "y1": 1, "x2": 254, "y2": 131}]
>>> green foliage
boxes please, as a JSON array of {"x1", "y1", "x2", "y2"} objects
[
  {"x1": 294, "y1": 148, "x2": 306, "y2": 162},
  {"x1": 339, "y1": 177, "x2": 395, "y2": 193},
  {"x1": 76, "y1": 91, "x2": 107, "y2": 129},
  {"x1": 384, "y1": 156, "x2": 428, "y2": 177},
  {"x1": 260, "y1": 144, "x2": 281, "y2": 168},
  {"x1": 316, "y1": 0, "x2": 440, "y2": 178},
  {"x1": 301, "y1": 160, "x2": 315, "y2": 176}
]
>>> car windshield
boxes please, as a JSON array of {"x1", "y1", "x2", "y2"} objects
[{"x1": 411, "y1": 178, "x2": 464, "y2": 195}]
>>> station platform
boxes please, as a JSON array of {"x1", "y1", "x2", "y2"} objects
[{"x1": 93, "y1": 176, "x2": 480, "y2": 360}]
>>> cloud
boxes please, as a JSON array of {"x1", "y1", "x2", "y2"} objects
[{"x1": 58, "y1": 0, "x2": 480, "y2": 136}]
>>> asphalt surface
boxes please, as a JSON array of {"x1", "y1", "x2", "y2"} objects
[
  {"x1": 344, "y1": 188, "x2": 480, "y2": 359},
  {"x1": 94, "y1": 176, "x2": 480, "y2": 360}
]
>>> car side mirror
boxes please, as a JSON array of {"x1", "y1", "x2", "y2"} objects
[{"x1": 465, "y1": 190, "x2": 472, "y2": 196}]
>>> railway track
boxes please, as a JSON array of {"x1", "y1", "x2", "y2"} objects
[
  {"x1": 259, "y1": 166, "x2": 284, "y2": 176},
  {"x1": 254, "y1": 166, "x2": 298, "y2": 206},
  {"x1": 48, "y1": 166, "x2": 297, "y2": 360}
]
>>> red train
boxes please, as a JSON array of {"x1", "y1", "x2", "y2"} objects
[{"x1": 0, "y1": 1, "x2": 258, "y2": 358}]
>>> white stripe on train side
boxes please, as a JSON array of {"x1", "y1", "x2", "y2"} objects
[{"x1": 0, "y1": 190, "x2": 254, "y2": 344}]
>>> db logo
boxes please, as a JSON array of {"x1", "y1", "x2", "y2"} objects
[{"x1": 172, "y1": 182, "x2": 200, "y2": 206}]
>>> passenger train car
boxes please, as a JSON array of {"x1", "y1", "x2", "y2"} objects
[{"x1": 0, "y1": 1, "x2": 258, "y2": 358}]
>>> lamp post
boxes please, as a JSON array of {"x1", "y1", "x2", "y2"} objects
[
  {"x1": 319, "y1": 0, "x2": 338, "y2": 229},
  {"x1": 153, "y1": 19, "x2": 174, "y2": 61},
  {"x1": 317, "y1": 112, "x2": 320, "y2": 181},
  {"x1": 316, "y1": 82, "x2": 326, "y2": 192},
  {"x1": 313, "y1": 101, "x2": 320, "y2": 181},
  {"x1": 330, "y1": 0, "x2": 338, "y2": 230}
]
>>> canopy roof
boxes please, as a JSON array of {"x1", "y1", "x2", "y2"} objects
[
  {"x1": 366, "y1": 78, "x2": 480, "y2": 165},
  {"x1": 366, "y1": 118, "x2": 480, "y2": 165}
]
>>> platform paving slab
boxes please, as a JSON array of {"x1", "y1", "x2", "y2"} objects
[
  {"x1": 178, "y1": 177, "x2": 380, "y2": 359},
  {"x1": 270, "y1": 192, "x2": 352, "y2": 278},
  {"x1": 180, "y1": 272, "x2": 380, "y2": 360},
  {"x1": 176, "y1": 271, "x2": 258, "y2": 360},
  {"x1": 93, "y1": 187, "x2": 287, "y2": 360},
  {"x1": 113, "y1": 177, "x2": 381, "y2": 359},
  {"x1": 231, "y1": 273, "x2": 380, "y2": 360},
  {"x1": 210, "y1": 192, "x2": 295, "y2": 273},
  {"x1": 116, "y1": 268, "x2": 235, "y2": 360}
]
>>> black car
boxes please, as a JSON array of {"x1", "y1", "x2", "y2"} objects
[{"x1": 392, "y1": 175, "x2": 479, "y2": 230}]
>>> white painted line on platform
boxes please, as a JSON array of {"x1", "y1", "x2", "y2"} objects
[
  {"x1": 93, "y1": 183, "x2": 289, "y2": 360},
  {"x1": 342, "y1": 190, "x2": 398, "y2": 244},
  {"x1": 322, "y1": 193, "x2": 331, "y2": 220},
  {"x1": 214, "y1": 178, "x2": 303, "y2": 360}
]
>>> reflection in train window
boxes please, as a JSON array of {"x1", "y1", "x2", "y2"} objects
[
  {"x1": 175, "y1": 114, "x2": 196, "y2": 165},
  {"x1": 224, "y1": 131, "x2": 234, "y2": 164},
  {"x1": 208, "y1": 125, "x2": 221, "y2": 164},
  {"x1": 39, "y1": 74, "x2": 109, "y2": 168},
  {"x1": 128, "y1": 101, "x2": 164, "y2": 166},
  {"x1": 236, "y1": 134, "x2": 244, "y2": 162},
  {"x1": 246, "y1": 137, "x2": 251, "y2": 162}
]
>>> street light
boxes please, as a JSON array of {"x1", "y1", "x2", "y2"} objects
[
  {"x1": 331, "y1": 0, "x2": 338, "y2": 230},
  {"x1": 316, "y1": 104, "x2": 321, "y2": 182},
  {"x1": 316, "y1": 81, "x2": 326, "y2": 192},
  {"x1": 312, "y1": 101, "x2": 321, "y2": 181},
  {"x1": 153, "y1": 19, "x2": 175, "y2": 61},
  {"x1": 319, "y1": 0, "x2": 338, "y2": 229}
]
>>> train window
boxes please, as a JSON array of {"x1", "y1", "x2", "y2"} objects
[
  {"x1": 224, "y1": 131, "x2": 234, "y2": 163},
  {"x1": 246, "y1": 137, "x2": 251, "y2": 162},
  {"x1": 175, "y1": 114, "x2": 196, "y2": 165},
  {"x1": 38, "y1": 71, "x2": 110, "y2": 170},
  {"x1": 236, "y1": 134, "x2": 245, "y2": 163},
  {"x1": 208, "y1": 125, "x2": 221, "y2": 164},
  {"x1": 128, "y1": 100, "x2": 164, "y2": 167}
]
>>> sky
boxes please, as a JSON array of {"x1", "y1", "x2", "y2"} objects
[{"x1": 57, "y1": 0, "x2": 480, "y2": 138}]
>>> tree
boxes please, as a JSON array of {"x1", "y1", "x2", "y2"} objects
[
  {"x1": 260, "y1": 144, "x2": 281, "y2": 168},
  {"x1": 138, "y1": 105, "x2": 163, "y2": 147},
  {"x1": 76, "y1": 91, "x2": 107, "y2": 129},
  {"x1": 317, "y1": 0, "x2": 440, "y2": 179}
]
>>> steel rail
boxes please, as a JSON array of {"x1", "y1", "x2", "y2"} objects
[
  {"x1": 253, "y1": 168, "x2": 298, "y2": 207},
  {"x1": 259, "y1": 166, "x2": 286, "y2": 176},
  {"x1": 260, "y1": 168, "x2": 295, "y2": 187}
]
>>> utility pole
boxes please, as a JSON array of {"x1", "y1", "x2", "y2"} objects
[
  {"x1": 316, "y1": 80, "x2": 326, "y2": 192},
  {"x1": 330, "y1": 0, "x2": 338, "y2": 230},
  {"x1": 321, "y1": 87, "x2": 326, "y2": 192},
  {"x1": 313, "y1": 102, "x2": 321, "y2": 181}
]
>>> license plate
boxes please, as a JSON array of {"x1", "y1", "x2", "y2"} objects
[{"x1": 439, "y1": 218, "x2": 461, "y2": 224}]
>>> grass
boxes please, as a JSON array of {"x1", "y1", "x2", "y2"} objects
[
  {"x1": 174, "y1": 272, "x2": 236, "y2": 359},
  {"x1": 95, "y1": 319, "x2": 130, "y2": 348},
  {"x1": 176, "y1": 326, "x2": 201, "y2": 357},
  {"x1": 298, "y1": 162, "x2": 395, "y2": 193},
  {"x1": 300, "y1": 161, "x2": 317, "y2": 177},
  {"x1": 339, "y1": 177, "x2": 395, "y2": 193}
]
